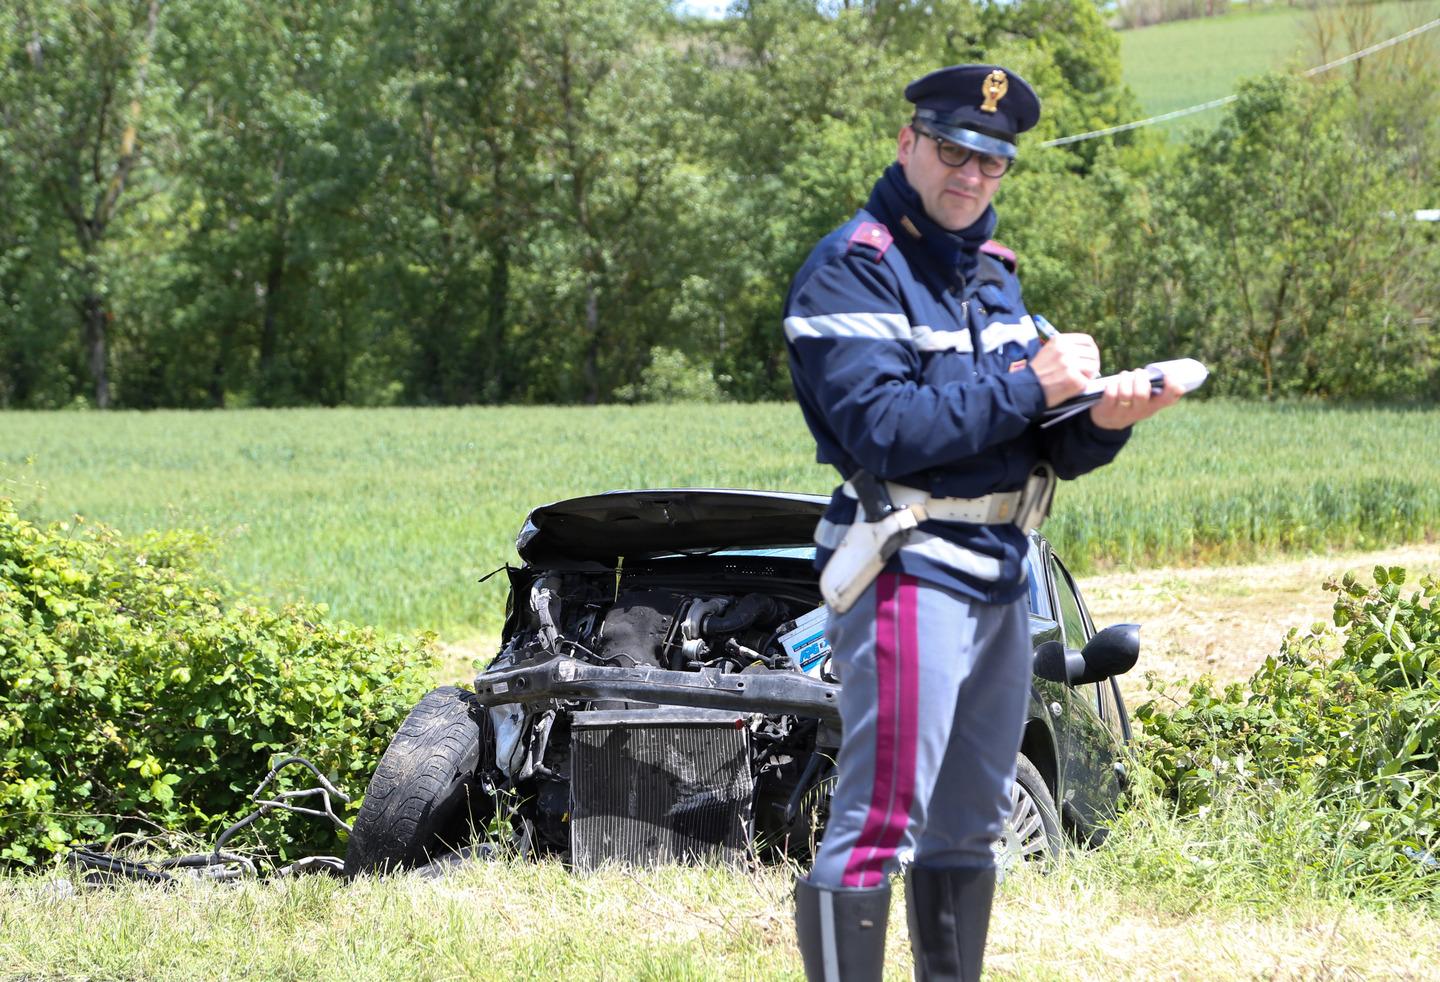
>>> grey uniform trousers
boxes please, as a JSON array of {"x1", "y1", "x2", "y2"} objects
[{"x1": 809, "y1": 571, "x2": 1032, "y2": 888}]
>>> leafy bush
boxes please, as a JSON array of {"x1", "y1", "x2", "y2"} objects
[
  {"x1": 614, "y1": 347, "x2": 729, "y2": 404},
  {"x1": 1135, "y1": 565, "x2": 1440, "y2": 896},
  {"x1": 0, "y1": 499, "x2": 438, "y2": 865}
]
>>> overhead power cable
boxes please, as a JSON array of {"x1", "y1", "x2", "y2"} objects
[{"x1": 1039, "y1": 14, "x2": 1440, "y2": 148}]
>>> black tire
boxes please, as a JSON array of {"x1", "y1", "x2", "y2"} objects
[
  {"x1": 994, "y1": 753, "x2": 1063, "y2": 874},
  {"x1": 345, "y1": 686, "x2": 496, "y2": 876}
]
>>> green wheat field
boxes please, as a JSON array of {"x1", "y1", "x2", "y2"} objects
[
  {"x1": 2, "y1": 400, "x2": 1436, "y2": 639},
  {"x1": 1119, "y1": 0, "x2": 1440, "y2": 137}
]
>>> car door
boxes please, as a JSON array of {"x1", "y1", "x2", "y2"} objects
[
  {"x1": 1025, "y1": 537, "x2": 1069, "y2": 758},
  {"x1": 1046, "y1": 548, "x2": 1124, "y2": 838}
]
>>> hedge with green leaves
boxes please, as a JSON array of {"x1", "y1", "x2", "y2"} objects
[
  {"x1": 0, "y1": 499, "x2": 438, "y2": 864},
  {"x1": 1136, "y1": 565, "x2": 1440, "y2": 892}
]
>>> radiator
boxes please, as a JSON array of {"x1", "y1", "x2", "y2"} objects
[{"x1": 569, "y1": 708, "x2": 752, "y2": 870}]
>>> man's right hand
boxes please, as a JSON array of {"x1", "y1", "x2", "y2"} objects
[{"x1": 1030, "y1": 333, "x2": 1101, "y2": 407}]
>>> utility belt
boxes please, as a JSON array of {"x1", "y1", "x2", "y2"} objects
[{"x1": 819, "y1": 463, "x2": 1057, "y2": 615}]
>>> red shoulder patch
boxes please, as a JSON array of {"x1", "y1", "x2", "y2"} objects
[
  {"x1": 848, "y1": 221, "x2": 893, "y2": 259},
  {"x1": 980, "y1": 239, "x2": 1017, "y2": 271}
]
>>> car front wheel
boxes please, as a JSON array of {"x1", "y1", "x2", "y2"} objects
[
  {"x1": 993, "y1": 753, "x2": 1062, "y2": 875},
  {"x1": 345, "y1": 686, "x2": 496, "y2": 876}
]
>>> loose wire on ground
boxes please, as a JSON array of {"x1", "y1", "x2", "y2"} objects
[{"x1": 64, "y1": 755, "x2": 351, "y2": 886}]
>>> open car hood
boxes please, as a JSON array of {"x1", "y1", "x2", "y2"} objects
[{"x1": 515, "y1": 488, "x2": 829, "y2": 565}]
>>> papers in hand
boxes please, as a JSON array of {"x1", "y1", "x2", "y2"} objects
[{"x1": 1039, "y1": 358, "x2": 1208, "y2": 429}]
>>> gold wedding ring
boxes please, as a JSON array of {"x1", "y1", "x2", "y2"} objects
[{"x1": 1119, "y1": 400, "x2": 1133, "y2": 407}]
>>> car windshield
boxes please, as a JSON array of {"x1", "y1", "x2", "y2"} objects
[
  {"x1": 647, "y1": 545, "x2": 816, "y2": 560},
  {"x1": 649, "y1": 544, "x2": 1055, "y2": 583}
]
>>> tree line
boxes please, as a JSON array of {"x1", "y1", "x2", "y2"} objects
[{"x1": 0, "y1": 0, "x2": 1434, "y2": 409}]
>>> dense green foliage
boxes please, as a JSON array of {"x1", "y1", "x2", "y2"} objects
[
  {"x1": 0, "y1": 498, "x2": 438, "y2": 864},
  {"x1": 1, "y1": 1, "x2": 1433, "y2": 408},
  {"x1": 3, "y1": 401, "x2": 1438, "y2": 637},
  {"x1": 1135, "y1": 565, "x2": 1440, "y2": 896},
  {"x1": 1007, "y1": 66, "x2": 1440, "y2": 399}
]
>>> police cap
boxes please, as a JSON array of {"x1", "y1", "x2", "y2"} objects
[{"x1": 904, "y1": 64, "x2": 1041, "y2": 160}]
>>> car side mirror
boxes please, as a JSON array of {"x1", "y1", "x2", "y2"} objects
[
  {"x1": 1079, "y1": 623, "x2": 1140, "y2": 683},
  {"x1": 1032, "y1": 624, "x2": 1140, "y2": 686}
]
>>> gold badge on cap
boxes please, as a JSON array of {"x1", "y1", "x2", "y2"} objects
[{"x1": 980, "y1": 70, "x2": 1008, "y2": 113}]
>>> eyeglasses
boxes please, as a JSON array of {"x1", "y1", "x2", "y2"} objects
[{"x1": 912, "y1": 125, "x2": 1011, "y2": 178}]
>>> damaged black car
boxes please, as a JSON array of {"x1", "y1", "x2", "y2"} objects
[{"x1": 344, "y1": 489, "x2": 1140, "y2": 875}]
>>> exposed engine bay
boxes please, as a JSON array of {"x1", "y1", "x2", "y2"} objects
[{"x1": 479, "y1": 561, "x2": 840, "y2": 863}]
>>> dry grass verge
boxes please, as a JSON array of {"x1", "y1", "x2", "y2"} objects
[{"x1": 3, "y1": 857, "x2": 1437, "y2": 980}]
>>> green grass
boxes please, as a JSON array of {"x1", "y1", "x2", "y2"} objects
[
  {"x1": 6, "y1": 778, "x2": 1435, "y2": 978},
  {"x1": 3, "y1": 833, "x2": 1437, "y2": 980},
  {"x1": 2, "y1": 401, "x2": 1437, "y2": 640},
  {"x1": 1043, "y1": 401, "x2": 1440, "y2": 572},
  {"x1": 1118, "y1": 0, "x2": 1440, "y2": 138}
]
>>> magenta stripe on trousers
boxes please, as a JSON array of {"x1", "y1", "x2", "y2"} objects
[{"x1": 841, "y1": 573, "x2": 920, "y2": 887}]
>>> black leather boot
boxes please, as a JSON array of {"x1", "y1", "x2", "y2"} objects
[
  {"x1": 904, "y1": 864, "x2": 996, "y2": 982},
  {"x1": 794, "y1": 877, "x2": 891, "y2": 982}
]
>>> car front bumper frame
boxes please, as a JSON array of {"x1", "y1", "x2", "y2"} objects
[{"x1": 471, "y1": 655, "x2": 841, "y2": 722}]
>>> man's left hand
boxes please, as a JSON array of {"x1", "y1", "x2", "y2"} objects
[{"x1": 1090, "y1": 369, "x2": 1185, "y2": 430}]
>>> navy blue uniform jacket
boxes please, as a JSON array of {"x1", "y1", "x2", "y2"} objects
[{"x1": 785, "y1": 179, "x2": 1130, "y2": 605}]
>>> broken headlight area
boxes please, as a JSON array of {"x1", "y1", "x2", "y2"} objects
[{"x1": 344, "y1": 548, "x2": 845, "y2": 875}]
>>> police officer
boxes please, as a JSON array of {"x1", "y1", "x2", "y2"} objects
[{"x1": 784, "y1": 65, "x2": 1183, "y2": 981}]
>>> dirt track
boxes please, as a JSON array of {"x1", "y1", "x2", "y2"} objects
[{"x1": 1080, "y1": 543, "x2": 1440, "y2": 705}]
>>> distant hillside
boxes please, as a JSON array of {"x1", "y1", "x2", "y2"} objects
[{"x1": 1118, "y1": 0, "x2": 1440, "y2": 138}]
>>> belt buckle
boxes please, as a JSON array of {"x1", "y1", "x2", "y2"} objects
[{"x1": 993, "y1": 497, "x2": 1013, "y2": 522}]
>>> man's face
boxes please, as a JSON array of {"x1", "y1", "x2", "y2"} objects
[{"x1": 897, "y1": 125, "x2": 1003, "y2": 232}]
